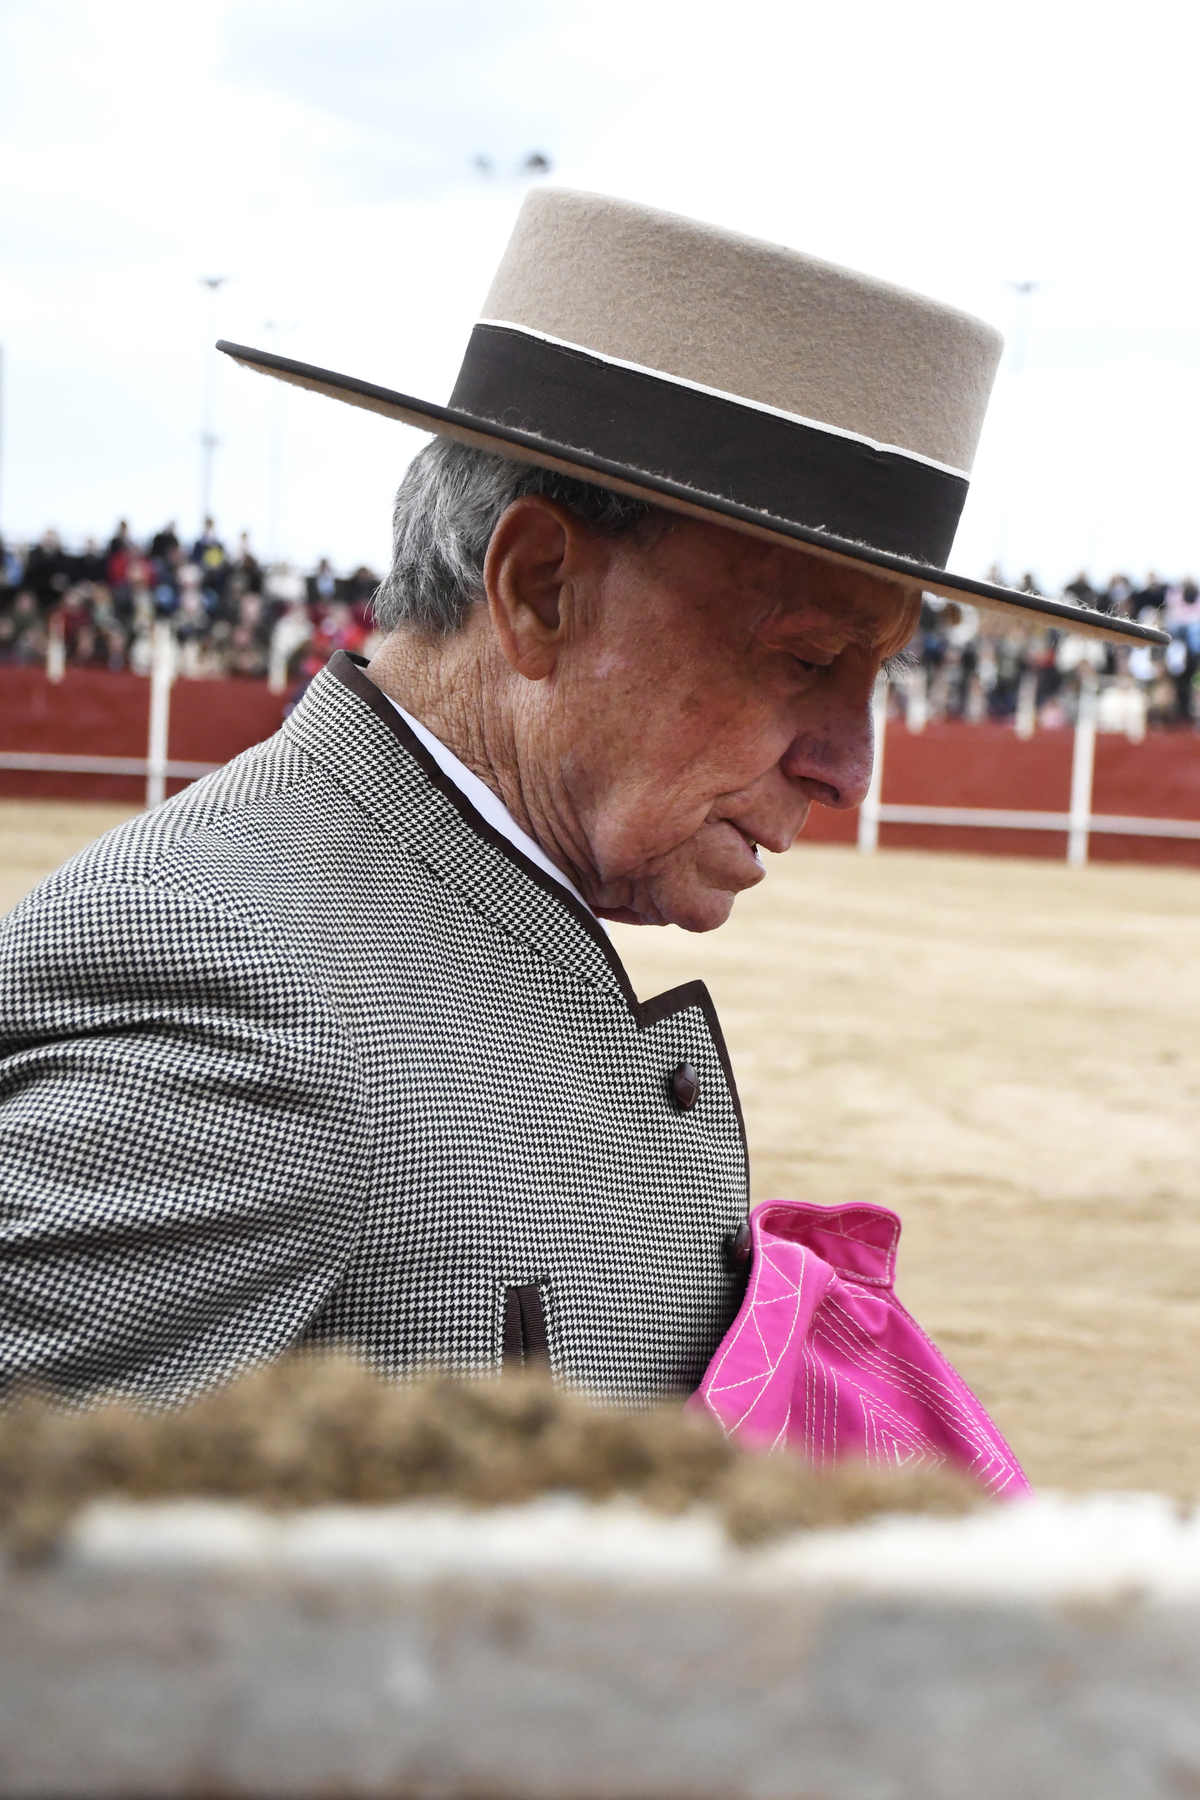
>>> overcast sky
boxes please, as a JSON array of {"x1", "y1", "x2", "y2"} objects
[{"x1": 1, "y1": 0, "x2": 1196, "y2": 588}]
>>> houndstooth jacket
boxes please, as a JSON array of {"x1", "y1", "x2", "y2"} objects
[{"x1": 0, "y1": 653, "x2": 749, "y2": 1406}]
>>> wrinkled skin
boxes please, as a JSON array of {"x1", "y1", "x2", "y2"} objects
[{"x1": 369, "y1": 499, "x2": 919, "y2": 932}]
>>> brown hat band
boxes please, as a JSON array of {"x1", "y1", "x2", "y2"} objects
[{"x1": 449, "y1": 323, "x2": 970, "y2": 568}]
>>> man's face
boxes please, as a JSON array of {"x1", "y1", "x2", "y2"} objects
[{"x1": 518, "y1": 511, "x2": 919, "y2": 932}]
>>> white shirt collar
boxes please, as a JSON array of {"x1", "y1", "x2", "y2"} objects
[{"x1": 386, "y1": 696, "x2": 597, "y2": 918}]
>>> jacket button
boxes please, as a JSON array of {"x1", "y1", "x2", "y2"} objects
[
  {"x1": 670, "y1": 1061, "x2": 701, "y2": 1110},
  {"x1": 723, "y1": 1220, "x2": 752, "y2": 1273}
]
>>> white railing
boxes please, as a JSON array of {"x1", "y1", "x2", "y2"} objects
[{"x1": 857, "y1": 673, "x2": 1200, "y2": 866}]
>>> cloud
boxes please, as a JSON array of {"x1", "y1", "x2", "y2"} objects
[
  {"x1": 0, "y1": 0, "x2": 1196, "y2": 584},
  {"x1": 220, "y1": 0, "x2": 565, "y2": 198}
]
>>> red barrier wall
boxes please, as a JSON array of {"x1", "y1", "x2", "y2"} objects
[
  {"x1": 0, "y1": 668, "x2": 286, "y2": 804},
  {"x1": 803, "y1": 721, "x2": 1200, "y2": 866},
  {"x1": 4, "y1": 670, "x2": 1200, "y2": 868}
]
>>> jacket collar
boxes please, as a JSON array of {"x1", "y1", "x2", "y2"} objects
[
  {"x1": 285, "y1": 651, "x2": 748, "y2": 1161},
  {"x1": 284, "y1": 651, "x2": 636, "y2": 1004}
]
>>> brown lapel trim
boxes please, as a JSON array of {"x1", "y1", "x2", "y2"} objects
[
  {"x1": 327, "y1": 651, "x2": 748, "y2": 1167},
  {"x1": 640, "y1": 979, "x2": 748, "y2": 1172}
]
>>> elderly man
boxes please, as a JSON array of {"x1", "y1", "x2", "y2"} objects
[{"x1": 0, "y1": 192, "x2": 1156, "y2": 1407}]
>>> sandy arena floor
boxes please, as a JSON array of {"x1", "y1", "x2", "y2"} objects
[{"x1": 3, "y1": 797, "x2": 1200, "y2": 1496}]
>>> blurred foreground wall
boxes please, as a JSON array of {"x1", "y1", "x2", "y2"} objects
[{"x1": 5, "y1": 1494, "x2": 1200, "y2": 1800}]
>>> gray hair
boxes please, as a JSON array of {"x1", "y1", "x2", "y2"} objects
[{"x1": 372, "y1": 438, "x2": 664, "y2": 636}]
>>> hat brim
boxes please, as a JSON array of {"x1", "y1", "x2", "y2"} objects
[{"x1": 218, "y1": 340, "x2": 1167, "y2": 649}]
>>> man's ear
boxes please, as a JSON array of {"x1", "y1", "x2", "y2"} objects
[{"x1": 483, "y1": 497, "x2": 578, "y2": 681}]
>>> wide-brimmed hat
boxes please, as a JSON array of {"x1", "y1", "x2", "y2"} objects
[{"x1": 219, "y1": 189, "x2": 1162, "y2": 649}]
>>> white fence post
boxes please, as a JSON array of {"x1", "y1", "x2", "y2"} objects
[
  {"x1": 905, "y1": 666, "x2": 927, "y2": 734},
  {"x1": 857, "y1": 674, "x2": 889, "y2": 854},
  {"x1": 45, "y1": 617, "x2": 66, "y2": 684},
  {"x1": 145, "y1": 621, "x2": 176, "y2": 811},
  {"x1": 1067, "y1": 671, "x2": 1097, "y2": 868}
]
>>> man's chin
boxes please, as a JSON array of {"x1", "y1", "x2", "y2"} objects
[
  {"x1": 668, "y1": 891, "x2": 740, "y2": 933},
  {"x1": 647, "y1": 863, "x2": 764, "y2": 933},
  {"x1": 594, "y1": 839, "x2": 767, "y2": 931}
]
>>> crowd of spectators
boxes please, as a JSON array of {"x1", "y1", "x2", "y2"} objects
[
  {"x1": 1, "y1": 523, "x2": 1197, "y2": 731},
  {"x1": 902, "y1": 569, "x2": 1200, "y2": 734},
  {"x1": 0, "y1": 520, "x2": 382, "y2": 702}
]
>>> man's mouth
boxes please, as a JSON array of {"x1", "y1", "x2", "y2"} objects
[{"x1": 728, "y1": 820, "x2": 765, "y2": 869}]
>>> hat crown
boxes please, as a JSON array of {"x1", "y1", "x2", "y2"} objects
[
  {"x1": 218, "y1": 185, "x2": 1163, "y2": 643},
  {"x1": 482, "y1": 189, "x2": 1002, "y2": 476}
]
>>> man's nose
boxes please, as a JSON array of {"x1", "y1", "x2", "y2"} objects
[{"x1": 779, "y1": 676, "x2": 878, "y2": 811}]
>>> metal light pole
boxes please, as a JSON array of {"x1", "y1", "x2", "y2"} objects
[
  {"x1": 994, "y1": 280, "x2": 1043, "y2": 581},
  {"x1": 263, "y1": 320, "x2": 284, "y2": 565},
  {"x1": 1006, "y1": 279, "x2": 1042, "y2": 378},
  {"x1": 262, "y1": 318, "x2": 299, "y2": 566},
  {"x1": 198, "y1": 276, "x2": 229, "y2": 531}
]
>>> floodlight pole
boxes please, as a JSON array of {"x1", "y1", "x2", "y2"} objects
[
  {"x1": 994, "y1": 280, "x2": 1043, "y2": 581},
  {"x1": 198, "y1": 277, "x2": 229, "y2": 531},
  {"x1": 264, "y1": 320, "x2": 284, "y2": 565},
  {"x1": 1006, "y1": 280, "x2": 1042, "y2": 380},
  {"x1": 262, "y1": 317, "x2": 299, "y2": 566}
]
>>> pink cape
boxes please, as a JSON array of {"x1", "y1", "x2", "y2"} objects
[{"x1": 694, "y1": 1199, "x2": 1031, "y2": 1497}]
